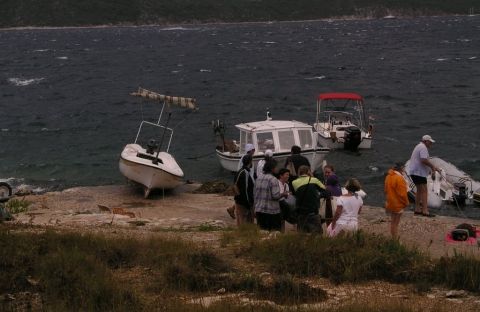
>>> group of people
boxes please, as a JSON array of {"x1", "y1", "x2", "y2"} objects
[
  {"x1": 227, "y1": 133, "x2": 439, "y2": 240},
  {"x1": 227, "y1": 144, "x2": 364, "y2": 237}
]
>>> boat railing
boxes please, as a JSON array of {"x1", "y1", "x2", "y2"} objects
[{"x1": 134, "y1": 120, "x2": 174, "y2": 153}]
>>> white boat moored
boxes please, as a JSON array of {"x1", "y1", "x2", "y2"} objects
[
  {"x1": 214, "y1": 114, "x2": 330, "y2": 172},
  {"x1": 119, "y1": 88, "x2": 197, "y2": 198},
  {"x1": 313, "y1": 93, "x2": 373, "y2": 150}
]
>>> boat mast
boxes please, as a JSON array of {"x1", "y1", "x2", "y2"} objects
[{"x1": 153, "y1": 111, "x2": 172, "y2": 165}]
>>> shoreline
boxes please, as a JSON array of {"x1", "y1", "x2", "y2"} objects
[
  {"x1": 6, "y1": 183, "x2": 480, "y2": 259},
  {"x1": 0, "y1": 13, "x2": 474, "y2": 31}
]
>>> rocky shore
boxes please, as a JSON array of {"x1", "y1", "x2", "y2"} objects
[
  {"x1": 9, "y1": 183, "x2": 480, "y2": 259},
  {"x1": 4, "y1": 183, "x2": 480, "y2": 310}
]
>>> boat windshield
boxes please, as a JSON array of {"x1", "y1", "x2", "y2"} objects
[
  {"x1": 298, "y1": 129, "x2": 313, "y2": 149},
  {"x1": 134, "y1": 121, "x2": 173, "y2": 153},
  {"x1": 320, "y1": 100, "x2": 365, "y2": 130},
  {"x1": 239, "y1": 131, "x2": 253, "y2": 153},
  {"x1": 278, "y1": 130, "x2": 295, "y2": 150},
  {"x1": 256, "y1": 132, "x2": 275, "y2": 152}
]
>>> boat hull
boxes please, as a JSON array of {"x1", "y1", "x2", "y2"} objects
[
  {"x1": 403, "y1": 157, "x2": 480, "y2": 208},
  {"x1": 216, "y1": 148, "x2": 329, "y2": 173},
  {"x1": 316, "y1": 133, "x2": 372, "y2": 149},
  {"x1": 119, "y1": 144, "x2": 184, "y2": 197}
]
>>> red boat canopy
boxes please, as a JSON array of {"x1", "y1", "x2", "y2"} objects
[{"x1": 317, "y1": 93, "x2": 363, "y2": 101}]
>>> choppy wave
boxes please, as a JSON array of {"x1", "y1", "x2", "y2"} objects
[
  {"x1": 304, "y1": 76, "x2": 326, "y2": 80},
  {"x1": 7, "y1": 77, "x2": 45, "y2": 86},
  {"x1": 1, "y1": 177, "x2": 54, "y2": 195}
]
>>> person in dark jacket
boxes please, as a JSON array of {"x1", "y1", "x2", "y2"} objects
[
  {"x1": 285, "y1": 145, "x2": 310, "y2": 193},
  {"x1": 322, "y1": 164, "x2": 342, "y2": 226},
  {"x1": 292, "y1": 165, "x2": 327, "y2": 233},
  {"x1": 234, "y1": 154, "x2": 255, "y2": 226}
]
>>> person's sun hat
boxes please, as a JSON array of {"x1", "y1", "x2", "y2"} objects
[
  {"x1": 422, "y1": 135, "x2": 435, "y2": 143},
  {"x1": 265, "y1": 149, "x2": 273, "y2": 157}
]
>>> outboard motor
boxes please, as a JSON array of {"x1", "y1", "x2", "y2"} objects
[
  {"x1": 146, "y1": 139, "x2": 158, "y2": 154},
  {"x1": 452, "y1": 182, "x2": 467, "y2": 206},
  {"x1": 344, "y1": 126, "x2": 362, "y2": 151}
]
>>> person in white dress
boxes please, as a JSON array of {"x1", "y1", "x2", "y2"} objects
[{"x1": 327, "y1": 178, "x2": 363, "y2": 237}]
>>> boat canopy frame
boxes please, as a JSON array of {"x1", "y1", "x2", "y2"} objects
[
  {"x1": 130, "y1": 87, "x2": 197, "y2": 155},
  {"x1": 315, "y1": 93, "x2": 369, "y2": 132}
]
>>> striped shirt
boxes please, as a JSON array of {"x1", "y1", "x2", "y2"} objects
[{"x1": 254, "y1": 173, "x2": 282, "y2": 214}]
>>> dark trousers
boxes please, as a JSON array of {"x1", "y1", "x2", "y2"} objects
[
  {"x1": 297, "y1": 213, "x2": 323, "y2": 234},
  {"x1": 256, "y1": 212, "x2": 282, "y2": 231}
]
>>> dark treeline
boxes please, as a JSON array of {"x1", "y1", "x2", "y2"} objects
[{"x1": 0, "y1": 0, "x2": 477, "y2": 28}]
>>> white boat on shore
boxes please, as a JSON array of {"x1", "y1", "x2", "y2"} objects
[
  {"x1": 214, "y1": 113, "x2": 330, "y2": 172},
  {"x1": 403, "y1": 156, "x2": 480, "y2": 208},
  {"x1": 313, "y1": 93, "x2": 373, "y2": 150},
  {"x1": 119, "y1": 88, "x2": 197, "y2": 198}
]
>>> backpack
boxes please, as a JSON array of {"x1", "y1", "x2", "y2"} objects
[
  {"x1": 280, "y1": 195, "x2": 297, "y2": 224},
  {"x1": 455, "y1": 223, "x2": 477, "y2": 238}
]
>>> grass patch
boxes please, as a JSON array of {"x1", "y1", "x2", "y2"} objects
[
  {"x1": 5, "y1": 198, "x2": 31, "y2": 214},
  {"x1": 433, "y1": 252, "x2": 480, "y2": 292},
  {"x1": 228, "y1": 230, "x2": 429, "y2": 284},
  {"x1": 0, "y1": 227, "x2": 229, "y2": 310},
  {"x1": 221, "y1": 223, "x2": 260, "y2": 248},
  {"x1": 0, "y1": 229, "x2": 141, "y2": 311},
  {"x1": 256, "y1": 274, "x2": 327, "y2": 305},
  {"x1": 223, "y1": 228, "x2": 480, "y2": 293},
  {"x1": 197, "y1": 223, "x2": 226, "y2": 232},
  {"x1": 2, "y1": 225, "x2": 480, "y2": 310}
]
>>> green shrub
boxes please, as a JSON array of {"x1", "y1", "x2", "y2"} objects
[
  {"x1": 0, "y1": 228, "x2": 141, "y2": 311},
  {"x1": 5, "y1": 198, "x2": 30, "y2": 214},
  {"x1": 433, "y1": 253, "x2": 480, "y2": 292},
  {"x1": 243, "y1": 231, "x2": 428, "y2": 284}
]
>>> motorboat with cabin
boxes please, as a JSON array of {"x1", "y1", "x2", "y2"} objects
[
  {"x1": 402, "y1": 156, "x2": 480, "y2": 208},
  {"x1": 214, "y1": 112, "x2": 330, "y2": 172},
  {"x1": 119, "y1": 88, "x2": 197, "y2": 198},
  {"x1": 313, "y1": 93, "x2": 373, "y2": 150}
]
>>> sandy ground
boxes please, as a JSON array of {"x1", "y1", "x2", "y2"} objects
[{"x1": 8, "y1": 183, "x2": 480, "y2": 259}]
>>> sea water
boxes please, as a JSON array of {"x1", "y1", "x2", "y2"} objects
[{"x1": 0, "y1": 16, "x2": 479, "y2": 217}]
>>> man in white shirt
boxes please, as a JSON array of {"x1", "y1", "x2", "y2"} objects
[{"x1": 408, "y1": 135, "x2": 439, "y2": 217}]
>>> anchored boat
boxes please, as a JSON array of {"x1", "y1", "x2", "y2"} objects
[
  {"x1": 403, "y1": 157, "x2": 480, "y2": 208},
  {"x1": 214, "y1": 112, "x2": 330, "y2": 172},
  {"x1": 119, "y1": 88, "x2": 197, "y2": 198},
  {"x1": 313, "y1": 93, "x2": 373, "y2": 151}
]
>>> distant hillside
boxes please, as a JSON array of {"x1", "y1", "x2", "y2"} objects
[{"x1": 0, "y1": 0, "x2": 477, "y2": 28}]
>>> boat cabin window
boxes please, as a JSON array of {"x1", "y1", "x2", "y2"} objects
[
  {"x1": 278, "y1": 130, "x2": 295, "y2": 151},
  {"x1": 298, "y1": 129, "x2": 313, "y2": 149},
  {"x1": 256, "y1": 132, "x2": 275, "y2": 152},
  {"x1": 240, "y1": 131, "x2": 253, "y2": 153}
]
